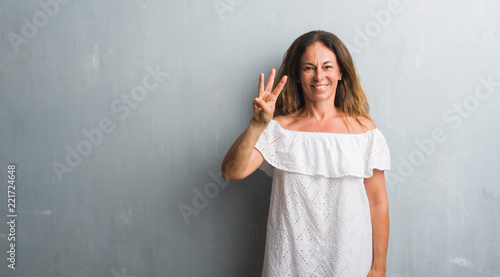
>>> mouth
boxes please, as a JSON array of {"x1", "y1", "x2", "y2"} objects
[{"x1": 312, "y1": 84, "x2": 328, "y2": 91}]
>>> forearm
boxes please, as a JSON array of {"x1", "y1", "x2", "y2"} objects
[
  {"x1": 221, "y1": 118, "x2": 267, "y2": 180},
  {"x1": 370, "y1": 202, "x2": 389, "y2": 272}
]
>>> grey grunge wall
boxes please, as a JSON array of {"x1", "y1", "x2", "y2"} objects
[{"x1": 1, "y1": 0, "x2": 499, "y2": 276}]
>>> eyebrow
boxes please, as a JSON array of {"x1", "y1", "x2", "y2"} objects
[{"x1": 303, "y1": 61, "x2": 333, "y2": 66}]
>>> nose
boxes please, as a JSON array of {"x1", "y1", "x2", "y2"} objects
[{"x1": 314, "y1": 68, "x2": 324, "y2": 81}]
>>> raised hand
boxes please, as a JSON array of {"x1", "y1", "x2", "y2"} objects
[{"x1": 252, "y1": 68, "x2": 287, "y2": 126}]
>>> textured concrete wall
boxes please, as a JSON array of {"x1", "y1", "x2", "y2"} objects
[{"x1": 1, "y1": 0, "x2": 499, "y2": 276}]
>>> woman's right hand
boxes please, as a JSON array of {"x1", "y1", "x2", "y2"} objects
[
  {"x1": 222, "y1": 68, "x2": 286, "y2": 180},
  {"x1": 252, "y1": 68, "x2": 287, "y2": 126}
]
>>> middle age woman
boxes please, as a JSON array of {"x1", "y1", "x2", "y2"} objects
[{"x1": 222, "y1": 30, "x2": 391, "y2": 277}]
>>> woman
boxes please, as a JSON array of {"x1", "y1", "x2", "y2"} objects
[{"x1": 221, "y1": 30, "x2": 391, "y2": 277}]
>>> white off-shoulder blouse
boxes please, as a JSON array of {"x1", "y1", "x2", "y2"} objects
[{"x1": 255, "y1": 120, "x2": 391, "y2": 277}]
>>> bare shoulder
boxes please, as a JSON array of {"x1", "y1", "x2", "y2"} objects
[
  {"x1": 273, "y1": 113, "x2": 298, "y2": 127},
  {"x1": 351, "y1": 115, "x2": 376, "y2": 133},
  {"x1": 272, "y1": 115, "x2": 287, "y2": 124},
  {"x1": 358, "y1": 116, "x2": 376, "y2": 129}
]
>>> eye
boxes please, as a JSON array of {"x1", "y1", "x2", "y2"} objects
[
  {"x1": 324, "y1": 65, "x2": 333, "y2": 70},
  {"x1": 304, "y1": 66, "x2": 314, "y2": 71}
]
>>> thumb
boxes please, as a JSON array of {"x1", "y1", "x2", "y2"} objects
[
  {"x1": 259, "y1": 99, "x2": 275, "y2": 117},
  {"x1": 253, "y1": 98, "x2": 263, "y2": 112}
]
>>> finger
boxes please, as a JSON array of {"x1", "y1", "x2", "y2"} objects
[
  {"x1": 271, "y1": 75, "x2": 288, "y2": 97},
  {"x1": 265, "y1": 68, "x2": 276, "y2": 92},
  {"x1": 260, "y1": 100, "x2": 274, "y2": 117},
  {"x1": 252, "y1": 99, "x2": 261, "y2": 113},
  {"x1": 255, "y1": 97, "x2": 267, "y2": 109},
  {"x1": 258, "y1": 73, "x2": 265, "y2": 98}
]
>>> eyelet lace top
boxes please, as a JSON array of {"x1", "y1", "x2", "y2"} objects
[{"x1": 254, "y1": 119, "x2": 391, "y2": 277}]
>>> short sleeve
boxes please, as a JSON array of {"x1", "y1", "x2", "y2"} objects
[
  {"x1": 363, "y1": 129, "x2": 391, "y2": 178},
  {"x1": 254, "y1": 122, "x2": 278, "y2": 177}
]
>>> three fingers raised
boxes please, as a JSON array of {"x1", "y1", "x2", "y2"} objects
[{"x1": 258, "y1": 68, "x2": 287, "y2": 99}]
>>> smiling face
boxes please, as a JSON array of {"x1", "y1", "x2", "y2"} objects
[{"x1": 299, "y1": 42, "x2": 342, "y2": 104}]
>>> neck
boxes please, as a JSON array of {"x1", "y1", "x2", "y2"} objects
[{"x1": 298, "y1": 100, "x2": 342, "y2": 122}]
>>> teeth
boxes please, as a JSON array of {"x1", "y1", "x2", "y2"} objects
[{"x1": 314, "y1": 85, "x2": 326, "y2": 88}]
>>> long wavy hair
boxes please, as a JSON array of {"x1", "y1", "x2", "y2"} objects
[{"x1": 275, "y1": 30, "x2": 371, "y2": 130}]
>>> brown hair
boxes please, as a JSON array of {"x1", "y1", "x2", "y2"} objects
[{"x1": 275, "y1": 30, "x2": 372, "y2": 130}]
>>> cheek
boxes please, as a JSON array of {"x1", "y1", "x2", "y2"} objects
[
  {"x1": 299, "y1": 72, "x2": 310, "y2": 84},
  {"x1": 301, "y1": 83, "x2": 308, "y2": 92},
  {"x1": 329, "y1": 70, "x2": 341, "y2": 79}
]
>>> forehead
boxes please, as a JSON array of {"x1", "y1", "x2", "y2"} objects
[{"x1": 300, "y1": 42, "x2": 337, "y2": 63}]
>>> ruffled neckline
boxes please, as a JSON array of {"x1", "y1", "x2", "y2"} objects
[{"x1": 255, "y1": 120, "x2": 391, "y2": 179}]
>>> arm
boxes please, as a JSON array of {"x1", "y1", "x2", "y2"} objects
[
  {"x1": 221, "y1": 119, "x2": 266, "y2": 180},
  {"x1": 221, "y1": 69, "x2": 287, "y2": 180},
  {"x1": 364, "y1": 169, "x2": 389, "y2": 277}
]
